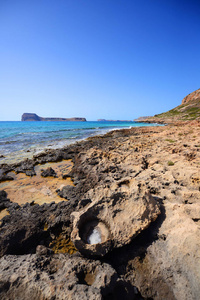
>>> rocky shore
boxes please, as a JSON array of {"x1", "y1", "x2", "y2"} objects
[{"x1": 0, "y1": 120, "x2": 200, "y2": 299}]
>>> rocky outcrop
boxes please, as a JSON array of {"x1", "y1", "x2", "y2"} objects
[
  {"x1": 136, "y1": 88, "x2": 200, "y2": 123},
  {"x1": 41, "y1": 167, "x2": 57, "y2": 178},
  {"x1": 182, "y1": 88, "x2": 200, "y2": 104},
  {"x1": 0, "y1": 174, "x2": 14, "y2": 182},
  {"x1": 21, "y1": 113, "x2": 86, "y2": 122},
  {"x1": 0, "y1": 254, "x2": 138, "y2": 300},
  {"x1": 21, "y1": 113, "x2": 41, "y2": 121},
  {"x1": 71, "y1": 190, "x2": 160, "y2": 257}
]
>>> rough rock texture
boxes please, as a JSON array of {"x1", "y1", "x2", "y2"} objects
[
  {"x1": 182, "y1": 88, "x2": 200, "y2": 104},
  {"x1": 0, "y1": 191, "x2": 78, "y2": 257},
  {"x1": 0, "y1": 253, "x2": 139, "y2": 300},
  {"x1": 0, "y1": 174, "x2": 14, "y2": 182},
  {"x1": 0, "y1": 121, "x2": 200, "y2": 299},
  {"x1": 0, "y1": 161, "x2": 74, "y2": 206},
  {"x1": 41, "y1": 167, "x2": 57, "y2": 178},
  {"x1": 71, "y1": 190, "x2": 160, "y2": 256}
]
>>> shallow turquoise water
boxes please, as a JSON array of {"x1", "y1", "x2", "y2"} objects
[{"x1": 0, "y1": 121, "x2": 158, "y2": 163}]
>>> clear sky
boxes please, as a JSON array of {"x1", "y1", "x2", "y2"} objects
[{"x1": 0, "y1": 0, "x2": 200, "y2": 121}]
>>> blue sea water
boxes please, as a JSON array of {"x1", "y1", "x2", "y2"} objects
[{"x1": 0, "y1": 121, "x2": 158, "y2": 163}]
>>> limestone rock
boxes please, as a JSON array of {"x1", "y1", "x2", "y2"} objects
[
  {"x1": 0, "y1": 254, "x2": 137, "y2": 300},
  {"x1": 71, "y1": 190, "x2": 160, "y2": 257},
  {"x1": 181, "y1": 88, "x2": 200, "y2": 104}
]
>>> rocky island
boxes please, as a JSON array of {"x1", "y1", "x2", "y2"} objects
[
  {"x1": 0, "y1": 89, "x2": 200, "y2": 299},
  {"x1": 21, "y1": 113, "x2": 86, "y2": 122}
]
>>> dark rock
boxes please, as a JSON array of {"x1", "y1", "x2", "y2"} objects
[
  {"x1": 14, "y1": 159, "x2": 35, "y2": 175},
  {"x1": 62, "y1": 173, "x2": 71, "y2": 179},
  {"x1": 0, "y1": 191, "x2": 9, "y2": 210},
  {"x1": 41, "y1": 167, "x2": 57, "y2": 178},
  {"x1": 0, "y1": 200, "x2": 78, "y2": 257},
  {"x1": 25, "y1": 170, "x2": 36, "y2": 176},
  {"x1": 0, "y1": 174, "x2": 14, "y2": 182},
  {"x1": 57, "y1": 185, "x2": 77, "y2": 201}
]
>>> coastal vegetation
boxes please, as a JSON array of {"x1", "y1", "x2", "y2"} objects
[{"x1": 140, "y1": 88, "x2": 200, "y2": 123}]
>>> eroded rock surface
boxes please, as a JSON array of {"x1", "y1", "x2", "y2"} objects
[
  {"x1": 0, "y1": 121, "x2": 200, "y2": 299},
  {"x1": 0, "y1": 253, "x2": 138, "y2": 300},
  {"x1": 71, "y1": 190, "x2": 160, "y2": 256}
]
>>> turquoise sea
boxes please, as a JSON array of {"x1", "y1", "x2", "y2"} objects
[{"x1": 0, "y1": 121, "x2": 158, "y2": 163}]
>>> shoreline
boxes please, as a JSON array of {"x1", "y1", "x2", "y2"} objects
[
  {"x1": 0, "y1": 120, "x2": 200, "y2": 299},
  {"x1": 0, "y1": 121, "x2": 161, "y2": 165}
]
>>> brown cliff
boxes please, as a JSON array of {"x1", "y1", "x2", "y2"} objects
[
  {"x1": 136, "y1": 88, "x2": 200, "y2": 123},
  {"x1": 182, "y1": 88, "x2": 200, "y2": 104}
]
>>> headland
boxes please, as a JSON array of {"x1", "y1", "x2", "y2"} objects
[{"x1": 136, "y1": 88, "x2": 200, "y2": 124}]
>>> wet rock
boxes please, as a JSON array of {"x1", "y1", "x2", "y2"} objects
[
  {"x1": 41, "y1": 167, "x2": 57, "y2": 178},
  {"x1": 25, "y1": 169, "x2": 36, "y2": 176},
  {"x1": 62, "y1": 173, "x2": 71, "y2": 179},
  {"x1": 0, "y1": 200, "x2": 78, "y2": 257},
  {"x1": 0, "y1": 174, "x2": 14, "y2": 182},
  {"x1": 36, "y1": 245, "x2": 53, "y2": 256},
  {"x1": 57, "y1": 185, "x2": 78, "y2": 201},
  {"x1": 0, "y1": 191, "x2": 20, "y2": 214},
  {"x1": 0, "y1": 191, "x2": 10, "y2": 210},
  {"x1": 14, "y1": 159, "x2": 35, "y2": 174}
]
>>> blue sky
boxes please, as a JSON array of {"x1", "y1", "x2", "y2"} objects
[{"x1": 0, "y1": 0, "x2": 200, "y2": 121}]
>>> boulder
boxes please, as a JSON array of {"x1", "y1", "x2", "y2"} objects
[
  {"x1": 71, "y1": 190, "x2": 160, "y2": 257},
  {"x1": 41, "y1": 167, "x2": 57, "y2": 178}
]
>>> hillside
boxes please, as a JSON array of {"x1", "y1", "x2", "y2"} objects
[{"x1": 140, "y1": 88, "x2": 200, "y2": 123}]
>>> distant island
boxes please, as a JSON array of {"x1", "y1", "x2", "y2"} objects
[
  {"x1": 97, "y1": 119, "x2": 132, "y2": 122},
  {"x1": 21, "y1": 113, "x2": 86, "y2": 122}
]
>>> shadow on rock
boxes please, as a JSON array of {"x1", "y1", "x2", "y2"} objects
[{"x1": 103, "y1": 200, "x2": 166, "y2": 275}]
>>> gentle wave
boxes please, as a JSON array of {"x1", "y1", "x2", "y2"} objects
[{"x1": 0, "y1": 121, "x2": 159, "y2": 163}]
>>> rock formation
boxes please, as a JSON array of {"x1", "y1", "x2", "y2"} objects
[
  {"x1": 181, "y1": 88, "x2": 200, "y2": 104},
  {"x1": 21, "y1": 113, "x2": 86, "y2": 122},
  {"x1": 0, "y1": 253, "x2": 138, "y2": 300},
  {"x1": 136, "y1": 88, "x2": 200, "y2": 123},
  {"x1": 71, "y1": 190, "x2": 160, "y2": 257}
]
